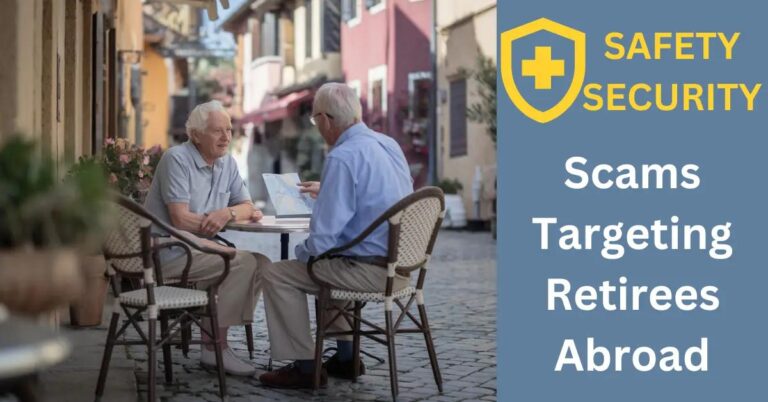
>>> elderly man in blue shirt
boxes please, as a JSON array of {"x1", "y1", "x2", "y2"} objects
[
  {"x1": 144, "y1": 100, "x2": 270, "y2": 376},
  {"x1": 259, "y1": 83, "x2": 414, "y2": 388}
]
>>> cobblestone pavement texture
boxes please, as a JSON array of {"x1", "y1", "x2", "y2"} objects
[{"x1": 121, "y1": 230, "x2": 497, "y2": 401}]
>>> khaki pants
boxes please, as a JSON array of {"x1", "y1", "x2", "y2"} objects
[
  {"x1": 262, "y1": 258, "x2": 410, "y2": 361},
  {"x1": 162, "y1": 249, "x2": 269, "y2": 328}
]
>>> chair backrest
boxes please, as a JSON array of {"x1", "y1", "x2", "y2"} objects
[
  {"x1": 387, "y1": 187, "x2": 445, "y2": 271},
  {"x1": 308, "y1": 186, "x2": 445, "y2": 283},
  {"x1": 103, "y1": 197, "x2": 153, "y2": 275}
]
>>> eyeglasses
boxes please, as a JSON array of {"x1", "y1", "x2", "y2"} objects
[{"x1": 309, "y1": 112, "x2": 334, "y2": 126}]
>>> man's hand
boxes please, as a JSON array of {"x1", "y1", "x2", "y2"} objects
[
  {"x1": 298, "y1": 181, "x2": 320, "y2": 199},
  {"x1": 250, "y1": 208, "x2": 264, "y2": 222},
  {"x1": 199, "y1": 209, "x2": 231, "y2": 237},
  {"x1": 173, "y1": 230, "x2": 236, "y2": 257},
  {"x1": 198, "y1": 237, "x2": 237, "y2": 256}
]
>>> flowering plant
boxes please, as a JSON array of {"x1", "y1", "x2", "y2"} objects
[{"x1": 72, "y1": 139, "x2": 163, "y2": 204}]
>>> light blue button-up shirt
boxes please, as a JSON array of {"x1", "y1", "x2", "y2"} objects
[
  {"x1": 295, "y1": 122, "x2": 413, "y2": 262},
  {"x1": 144, "y1": 141, "x2": 251, "y2": 262}
]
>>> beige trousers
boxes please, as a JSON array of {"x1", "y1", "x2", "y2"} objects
[
  {"x1": 162, "y1": 249, "x2": 269, "y2": 328},
  {"x1": 262, "y1": 258, "x2": 410, "y2": 361}
]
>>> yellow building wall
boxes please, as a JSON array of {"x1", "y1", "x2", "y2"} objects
[
  {"x1": 8, "y1": 0, "x2": 88, "y2": 171},
  {"x1": 115, "y1": 0, "x2": 143, "y2": 145},
  {"x1": 437, "y1": 3, "x2": 497, "y2": 220},
  {"x1": 13, "y1": 0, "x2": 42, "y2": 141},
  {"x1": 141, "y1": 45, "x2": 169, "y2": 149},
  {"x1": 233, "y1": 32, "x2": 245, "y2": 118}
]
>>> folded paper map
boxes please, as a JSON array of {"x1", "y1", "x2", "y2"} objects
[{"x1": 262, "y1": 173, "x2": 315, "y2": 218}]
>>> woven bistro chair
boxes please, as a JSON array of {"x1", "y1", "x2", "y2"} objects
[
  {"x1": 94, "y1": 195, "x2": 235, "y2": 402},
  {"x1": 308, "y1": 187, "x2": 446, "y2": 401}
]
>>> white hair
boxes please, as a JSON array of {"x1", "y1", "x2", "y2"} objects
[
  {"x1": 313, "y1": 83, "x2": 362, "y2": 129},
  {"x1": 186, "y1": 100, "x2": 228, "y2": 138}
]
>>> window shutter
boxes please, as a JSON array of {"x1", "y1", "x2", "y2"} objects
[
  {"x1": 342, "y1": 0, "x2": 351, "y2": 22},
  {"x1": 323, "y1": 0, "x2": 341, "y2": 53},
  {"x1": 450, "y1": 79, "x2": 468, "y2": 157}
]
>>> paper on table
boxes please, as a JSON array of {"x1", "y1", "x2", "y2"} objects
[
  {"x1": 262, "y1": 173, "x2": 314, "y2": 218},
  {"x1": 252, "y1": 215, "x2": 310, "y2": 227}
]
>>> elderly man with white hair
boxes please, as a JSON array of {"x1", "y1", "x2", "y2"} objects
[
  {"x1": 144, "y1": 100, "x2": 269, "y2": 376},
  {"x1": 259, "y1": 83, "x2": 414, "y2": 388}
]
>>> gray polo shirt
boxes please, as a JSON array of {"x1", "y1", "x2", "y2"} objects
[{"x1": 144, "y1": 141, "x2": 251, "y2": 262}]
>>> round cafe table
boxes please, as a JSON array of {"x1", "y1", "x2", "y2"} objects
[{"x1": 225, "y1": 216, "x2": 310, "y2": 260}]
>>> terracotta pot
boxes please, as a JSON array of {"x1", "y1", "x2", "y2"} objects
[
  {"x1": 69, "y1": 254, "x2": 108, "y2": 327},
  {"x1": 0, "y1": 248, "x2": 84, "y2": 316}
]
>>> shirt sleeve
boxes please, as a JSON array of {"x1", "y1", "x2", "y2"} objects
[
  {"x1": 227, "y1": 160, "x2": 251, "y2": 205},
  {"x1": 295, "y1": 156, "x2": 356, "y2": 262},
  {"x1": 159, "y1": 154, "x2": 191, "y2": 204}
]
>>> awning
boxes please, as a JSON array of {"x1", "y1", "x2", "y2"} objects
[{"x1": 240, "y1": 90, "x2": 313, "y2": 125}]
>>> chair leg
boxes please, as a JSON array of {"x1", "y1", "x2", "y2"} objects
[
  {"x1": 209, "y1": 309, "x2": 227, "y2": 400},
  {"x1": 352, "y1": 301, "x2": 362, "y2": 381},
  {"x1": 245, "y1": 324, "x2": 254, "y2": 360},
  {"x1": 385, "y1": 309, "x2": 399, "y2": 401},
  {"x1": 95, "y1": 312, "x2": 120, "y2": 400},
  {"x1": 160, "y1": 314, "x2": 173, "y2": 384},
  {"x1": 181, "y1": 316, "x2": 191, "y2": 358},
  {"x1": 313, "y1": 292, "x2": 327, "y2": 390},
  {"x1": 147, "y1": 317, "x2": 157, "y2": 402},
  {"x1": 418, "y1": 304, "x2": 443, "y2": 393}
]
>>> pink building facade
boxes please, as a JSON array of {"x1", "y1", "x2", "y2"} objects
[{"x1": 341, "y1": 0, "x2": 432, "y2": 187}]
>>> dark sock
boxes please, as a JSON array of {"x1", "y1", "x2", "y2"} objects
[
  {"x1": 336, "y1": 340, "x2": 353, "y2": 362},
  {"x1": 295, "y1": 359, "x2": 315, "y2": 374}
]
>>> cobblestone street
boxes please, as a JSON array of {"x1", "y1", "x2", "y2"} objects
[{"x1": 122, "y1": 230, "x2": 496, "y2": 402}]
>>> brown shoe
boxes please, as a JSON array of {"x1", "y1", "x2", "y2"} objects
[{"x1": 259, "y1": 362, "x2": 328, "y2": 389}]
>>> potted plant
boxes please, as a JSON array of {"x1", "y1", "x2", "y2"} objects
[
  {"x1": 0, "y1": 137, "x2": 114, "y2": 317},
  {"x1": 436, "y1": 178, "x2": 467, "y2": 228},
  {"x1": 64, "y1": 138, "x2": 162, "y2": 327},
  {"x1": 66, "y1": 139, "x2": 162, "y2": 325},
  {"x1": 66, "y1": 156, "x2": 114, "y2": 327}
]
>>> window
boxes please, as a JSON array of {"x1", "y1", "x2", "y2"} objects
[
  {"x1": 367, "y1": 65, "x2": 387, "y2": 131},
  {"x1": 347, "y1": 80, "x2": 361, "y2": 98},
  {"x1": 323, "y1": 0, "x2": 341, "y2": 53},
  {"x1": 305, "y1": 0, "x2": 313, "y2": 59},
  {"x1": 260, "y1": 11, "x2": 279, "y2": 57},
  {"x1": 365, "y1": 0, "x2": 385, "y2": 15},
  {"x1": 367, "y1": 65, "x2": 387, "y2": 114},
  {"x1": 371, "y1": 81, "x2": 383, "y2": 114},
  {"x1": 405, "y1": 72, "x2": 431, "y2": 151},
  {"x1": 249, "y1": 19, "x2": 260, "y2": 61},
  {"x1": 449, "y1": 79, "x2": 467, "y2": 157},
  {"x1": 413, "y1": 80, "x2": 430, "y2": 119},
  {"x1": 342, "y1": 0, "x2": 360, "y2": 26},
  {"x1": 408, "y1": 72, "x2": 431, "y2": 119}
]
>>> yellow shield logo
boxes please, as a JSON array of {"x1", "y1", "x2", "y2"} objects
[{"x1": 501, "y1": 18, "x2": 586, "y2": 123}]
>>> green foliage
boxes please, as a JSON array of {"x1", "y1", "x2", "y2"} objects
[
  {"x1": 467, "y1": 56, "x2": 497, "y2": 146},
  {"x1": 0, "y1": 136, "x2": 114, "y2": 249},
  {"x1": 436, "y1": 178, "x2": 463, "y2": 195},
  {"x1": 193, "y1": 58, "x2": 235, "y2": 107}
]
